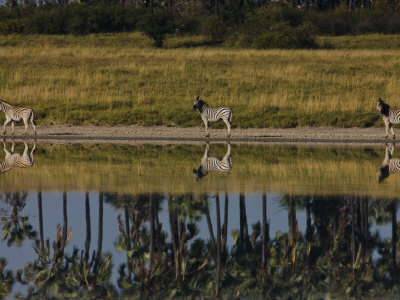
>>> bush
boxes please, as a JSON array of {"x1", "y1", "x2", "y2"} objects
[{"x1": 136, "y1": 9, "x2": 177, "y2": 47}]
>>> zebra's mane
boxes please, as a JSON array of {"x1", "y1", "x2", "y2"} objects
[
  {"x1": 197, "y1": 99, "x2": 208, "y2": 113},
  {"x1": 0, "y1": 100, "x2": 11, "y2": 107},
  {"x1": 378, "y1": 98, "x2": 390, "y2": 117}
]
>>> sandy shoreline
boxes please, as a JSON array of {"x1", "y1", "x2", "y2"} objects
[{"x1": 2, "y1": 125, "x2": 395, "y2": 145}]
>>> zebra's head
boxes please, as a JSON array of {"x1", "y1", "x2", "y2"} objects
[
  {"x1": 193, "y1": 166, "x2": 207, "y2": 181},
  {"x1": 376, "y1": 165, "x2": 389, "y2": 183},
  {"x1": 193, "y1": 96, "x2": 207, "y2": 112},
  {"x1": 377, "y1": 97, "x2": 390, "y2": 117}
]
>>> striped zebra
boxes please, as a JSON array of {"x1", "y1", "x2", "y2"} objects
[
  {"x1": 376, "y1": 97, "x2": 400, "y2": 139},
  {"x1": 0, "y1": 140, "x2": 36, "y2": 175},
  {"x1": 193, "y1": 143, "x2": 232, "y2": 181},
  {"x1": 376, "y1": 143, "x2": 400, "y2": 183},
  {"x1": 193, "y1": 96, "x2": 232, "y2": 137},
  {"x1": 0, "y1": 100, "x2": 36, "y2": 135}
]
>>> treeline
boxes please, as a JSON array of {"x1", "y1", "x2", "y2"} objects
[{"x1": 1, "y1": 0, "x2": 400, "y2": 48}]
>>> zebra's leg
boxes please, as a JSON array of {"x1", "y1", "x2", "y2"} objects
[
  {"x1": 223, "y1": 119, "x2": 231, "y2": 137},
  {"x1": 384, "y1": 120, "x2": 389, "y2": 138},
  {"x1": 30, "y1": 113, "x2": 36, "y2": 135},
  {"x1": 22, "y1": 141, "x2": 28, "y2": 157},
  {"x1": 3, "y1": 118, "x2": 11, "y2": 135},
  {"x1": 23, "y1": 118, "x2": 28, "y2": 135},
  {"x1": 390, "y1": 124, "x2": 395, "y2": 139},
  {"x1": 11, "y1": 121, "x2": 15, "y2": 135},
  {"x1": 30, "y1": 140, "x2": 36, "y2": 163},
  {"x1": 3, "y1": 140, "x2": 9, "y2": 156},
  {"x1": 11, "y1": 140, "x2": 14, "y2": 153},
  {"x1": 223, "y1": 143, "x2": 231, "y2": 161},
  {"x1": 203, "y1": 120, "x2": 210, "y2": 137}
]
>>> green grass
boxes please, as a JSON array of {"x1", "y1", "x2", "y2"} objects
[{"x1": 0, "y1": 33, "x2": 399, "y2": 128}]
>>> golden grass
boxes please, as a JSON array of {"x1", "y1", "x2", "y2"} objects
[
  {"x1": 0, "y1": 33, "x2": 399, "y2": 127},
  {"x1": 0, "y1": 143, "x2": 397, "y2": 198}
]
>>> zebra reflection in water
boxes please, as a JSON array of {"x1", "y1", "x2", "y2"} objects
[
  {"x1": 0, "y1": 140, "x2": 36, "y2": 175},
  {"x1": 193, "y1": 143, "x2": 232, "y2": 181},
  {"x1": 376, "y1": 143, "x2": 400, "y2": 183}
]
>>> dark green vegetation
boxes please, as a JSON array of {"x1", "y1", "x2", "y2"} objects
[{"x1": 1, "y1": 0, "x2": 400, "y2": 48}]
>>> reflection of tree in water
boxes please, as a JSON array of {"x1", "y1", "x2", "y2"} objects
[
  {"x1": 0, "y1": 258, "x2": 14, "y2": 299},
  {"x1": 0, "y1": 192, "x2": 36, "y2": 247},
  {"x1": 4, "y1": 192, "x2": 400, "y2": 298}
]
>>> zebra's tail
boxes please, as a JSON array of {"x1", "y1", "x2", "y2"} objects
[
  {"x1": 229, "y1": 109, "x2": 232, "y2": 123},
  {"x1": 30, "y1": 110, "x2": 36, "y2": 125}
]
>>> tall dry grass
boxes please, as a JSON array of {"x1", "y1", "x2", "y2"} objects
[{"x1": 0, "y1": 33, "x2": 399, "y2": 127}]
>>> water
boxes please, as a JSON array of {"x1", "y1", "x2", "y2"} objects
[{"x1": 0, "y1": 141, "x2": 400, "y2": 299}]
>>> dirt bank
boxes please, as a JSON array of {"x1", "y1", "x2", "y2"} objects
[{"x1": 3, "y1": 125, "x2": 394, "y2": 145}]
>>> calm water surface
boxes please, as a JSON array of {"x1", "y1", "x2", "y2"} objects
[{"x1": 0, "y1": 141, "x2": 399, "y2": 299}]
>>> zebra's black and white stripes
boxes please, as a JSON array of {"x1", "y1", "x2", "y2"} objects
[
  {"x1": 193, "y1": 96, "x2": 232, "y2": 137},
  {"x1": 0, "y1": 100, "x2": 36, "y2": 135},
  {"x1": 193, "y1": 143, "x2": 232, "y2": 181},
  {"x1": 0, "y1": 140, "x2": 36, "y2": 175},
  {"x1": 376, "y1": 98, "x2": 400, "y2": 139},
  {"x1": 376, "y1": 143, "x2": 400, "y2": 183}
]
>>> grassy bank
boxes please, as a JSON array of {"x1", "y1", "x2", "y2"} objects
[
  {"x1": 0, "y1": 143, "x2": 397, "y2": 197},
  {"x1": 0, "y1": 33, "x2": 399, "y2": 128}
]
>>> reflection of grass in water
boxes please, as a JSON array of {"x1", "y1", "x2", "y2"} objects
[
  {"x1": 1, "y1": 34, "x2": 399, "y2": 127},
  {"x1": 0, "y1": 144, "x2": 396, "y2": 197}
]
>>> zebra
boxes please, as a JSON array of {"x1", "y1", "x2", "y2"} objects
[
  {"x1": 193, "y1": 143, "x2": 232, "y2": 181},
  {"x1": 193, "y1": 96, "x2": 232, "y2": 137},
  {"x1": 376, "y1": 97, "x2": 400, "y2": 139},
  {"x1": 0, "y1": 140, "x2": 36, "y2": 175},
  {"x1": 0, "y1": 100, "x2": 36, "y2": 135},
  {"x1": 376, "y1": 143, "x2": 400, "y2": 183}
]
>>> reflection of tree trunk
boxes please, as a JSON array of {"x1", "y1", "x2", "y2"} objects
[
  {"x1": 94, "y1": 192, "x2": 103, "y2": 273},
  {"x1": 205, "y1": 198, "x2": 215, "y2": 247},
  {"x1": 306, "y1": 198, "x2": 312, "y2": 264},
  {"x1": 215, "y1": 194, "x2": 221, "y2": 297},
  {"x1": 168, "y1": 195, "x2": 180, "y2": 280},
  {"x1": 392, "y1": 201, "x2": 397, "y2": 265},
  {"x1": 85, "y1": 192, "x2": 91, "y2": 263},
  {"x1": 124, "y1": 203, "x2": 132, "y2": 282},
  {"x1": 351, "y1": 199, "x2": 355, "y2": 269},
  {"x1": 222, "y1": 193, "x2": 228, "y2": 263},
  {"x1": 262, "y1": 193, "x2": 267, "y2": 269},
  {"x1": 359, "y1": 198, "x2": 368, "y2": 265},
  {"x1": 61, "y1": 191, "x2": 68, "y2": 252},
  {"x1": 288, "y1": 197, "x2": 297, "y2": 263},
  {"x1": 148, "y1": 194, "x2": 154, "y2": 281},
  {"x1": 239, "y1": 193, "x2": 248, "y2": 252},
  {"x1": 38, "y1": 191, "x2": 44, "y2": 249}
]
